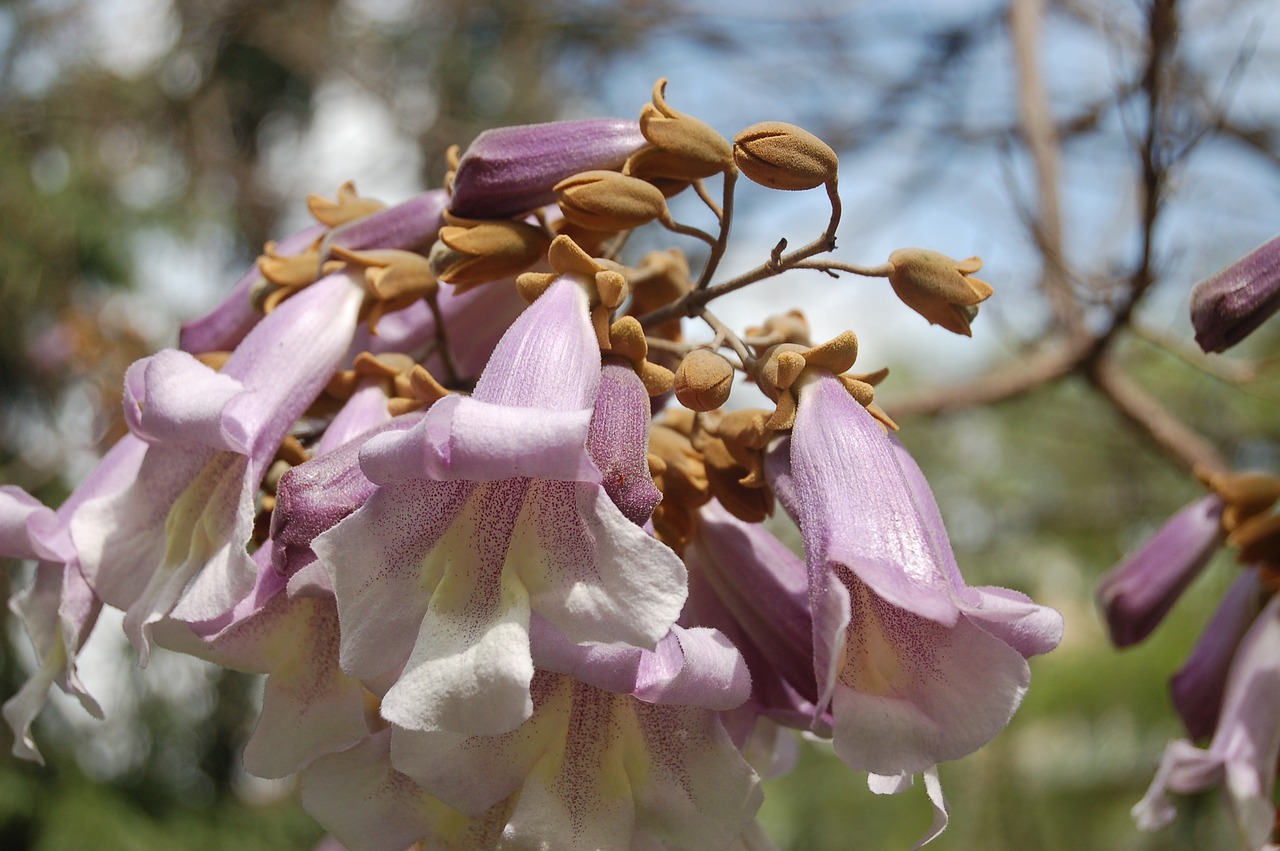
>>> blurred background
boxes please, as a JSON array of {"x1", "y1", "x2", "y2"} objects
[{"x1": 2, "y1": 0, "x2": 1280, "y2": 848}]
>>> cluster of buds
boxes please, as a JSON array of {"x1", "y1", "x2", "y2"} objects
[{"x1": 0, "y1": 79, "x2": 1056, "y2": 851}]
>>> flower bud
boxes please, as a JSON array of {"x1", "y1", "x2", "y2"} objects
[
  {"x1": 555, "y1": 170, "x2": 669, "y2": 232},
  {"x1": 428, "y1": 220, "x2": 550, "y2": 290},
  {"x1": 1096, "y1": 495, "x2": 1225, "y2": 647},
  {"x1": 733, "y1": 121, "x2": 838, "y2": 191},
  {"x1": 887, "y1": 248, "x2": 994, "y2": 336},
  {"x1": 1190, "y1": 234, "x2": 1280, "y2": 353},
  {"x1": 637, "y1": 78, "x2": 734, "y2": 180},
  {"x1": 674, "y1": 349, "x2": 735, "y2": 412},
  {"x1": 449, "y1": 118, "x2": 647, "y2": 219}
]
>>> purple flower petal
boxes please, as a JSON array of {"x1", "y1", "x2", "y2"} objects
[
  {"x1": 450, "y1": 118, "x2": 647, "y2": 219},
  {"x1": 326, "y1": 190, "x2": 447, "y2": 253},
  {"x1": 0, "y1": 487, "x2": 68, "y2": 563},
  {"x1": 588, "y1": 358, "x2": 662, "y2": 526},
  {"x1": 1171, "y1": 567, "x2": 1266, "y2": 740},
  {"x1": 1097, "y1": 495, "x2": 1224, "y2": 647},
  {"x1": 772, "y1": 376, "x2": 959, "y2": 626},
  {"x1": 683, "y1": 500, "x2": 819, "y2": 727},
  {"x1": 271, "y1": 410, "x2": 424, "y2": 578}
]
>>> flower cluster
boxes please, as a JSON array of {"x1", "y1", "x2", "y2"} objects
[
  {"x1": 1098, "y1": 469, "x2": 1280, "y2": 849},
  {"x1": 1, "y1": 80, "x2": 1061, "y2": 850}
]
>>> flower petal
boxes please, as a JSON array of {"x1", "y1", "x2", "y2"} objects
[
  {"x1": 515, "y1": 480, "x2": 687, "y2": 649},
  {"x1": 774, "y1": 377, "x2": 958, "y2": 625},
  {"x1": 828, "y1": 572, "x2": 1030, "y2": 776},
  {"x1": 1171, "y1": 567, "x2": 1266, "y2": 739},
  {"x1": 359, "y1": 395, "x2": 598, "y2": 485},
  {"x1": 315, "y1": 478, "x2": 472, "y2": 681}
]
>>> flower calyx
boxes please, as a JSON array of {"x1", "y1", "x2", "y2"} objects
[
  {"x1": 886, "y1": 248, "x2": 994, "y2": 337},
  {"x1": 605, "y1": 316, "x2": 675, "y2": 396},
  {"x1": 252, "y1": 239, "x2": 326, "y2": 313},
  {"x1": 648, "y1": 410, "x2": 712, "y2": 552},
  {"x1": 554, "y1": 170, "x2": 671, "y2": 232},
  {"x1": 429, "y1": 215, "x2": 551, "y2": 292},
  {"x1": 1202, "y1": 468, "x2": 1280, "y2": 567},
  {"x1": 632, "y1": 78, "x2": 734, "y2": 181},
  {"x1": 326, "y1": 351, "x2": 450, "y2": 416},
  {"x1": 756, "y1": 330, "x2": 872, "y2": 431},
  {"x1": 733, "y1": 121, "x2": 839, "y2": 191},
  {"x1": 325, "y1": 245, "x2": 437, "y2": 333},
  {"x1": 307, "y1": 180, "x2": 386, "y2": 227},
  {"x1": 745, "y1": 309, "x2": 812, "y2": 351},
  {"x1": 517, "y1": 234, "x2": 630, "y2": 348},
  {"x1": 699, "y1": 407, "x2": 774, "y2": 497},
  {"x1": 626, "y1": 249, "x2": 694, "y2": 341}
]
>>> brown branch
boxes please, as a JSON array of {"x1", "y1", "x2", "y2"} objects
[
  {"x1": 885, "y1": 337, "x2": 1088, "y2": 416},
  {"x1": 1009, "y1": 0, "x2": 1081, "y2": 335},
  {"x1": 1089, "y1": 359, "x2": 1228, "y2": 476}
]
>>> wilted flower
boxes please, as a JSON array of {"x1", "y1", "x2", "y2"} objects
[{"x1": 887, "y1": 248, "x2": 993, "y2": 336}]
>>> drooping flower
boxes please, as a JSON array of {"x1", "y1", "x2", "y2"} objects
[
  {"x1": 1191, "y1": 234, "x2": 1280, "y2": 353},
  {"x1": 153, "y1": 550, "x2": 370, "y2": 780},
  {"x1": 766, "y1": 372, "x2": 1062, "y2": 845},
  {"x1": 389, "y1": 620, "x2": 761, "y2": 851},
  {"x1": 0, "y1": 437, "x2": 147, "y2": 762},
  {"x1": 681, "y1": 499, "x2": 821, "y2": 733},
  {"x1": 1096, "y1": 494, "x2": 1225, "y2": 647},
  {"x1": 72, "y1": 271, "x2": 366, "y2": 662},
  {"x1": 314, "y1": 278, "x2": 687, "y2": 736},
  {"x1": 1133, "y1": 595, "x2": 1280, "y2": 850}
]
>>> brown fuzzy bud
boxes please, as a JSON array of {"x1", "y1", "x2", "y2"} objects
[
  {"x1": 673, "y1": 349, "x2": 735, "y2": 412},
  {"x1": 636, "y1": 79, "x2": 734, "y2": 180},
  {"x1": 887, "y1": 249, "x2": 994, "y2": 336},
  {"x1": 555, "y1": 170, "x2": 669, "y2": 232},
  {"x1": 733, "y1": 122, "x2": 838, "y2": 191}
]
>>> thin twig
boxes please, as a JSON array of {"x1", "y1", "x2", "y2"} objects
[{"x1": 695, "y1": 169, "x2": 737, "y2": 289}]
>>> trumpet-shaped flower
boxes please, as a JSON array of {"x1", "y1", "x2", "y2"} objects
[
  {"x1": 314, "y1": 278, "x2": 687, "y2": 736},
  {"x1": 1134, "y1": 595, "x2": 1280, "y2": 850},
  {"x1": 72, "y1": 272, "x2": 365, "y2": 662},
  {"x1": 767, "y1": 374, "x2": 1062, "y2": 845},
  {"x1": 389, "y1": 620, "x2": 760, "y2": 851},
  {"x1": 154, "y1": 550, "x2": 370, "y2": 779},
  {"x1": 0, "y1": 436, "x2": 147, "y2": 761}
]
